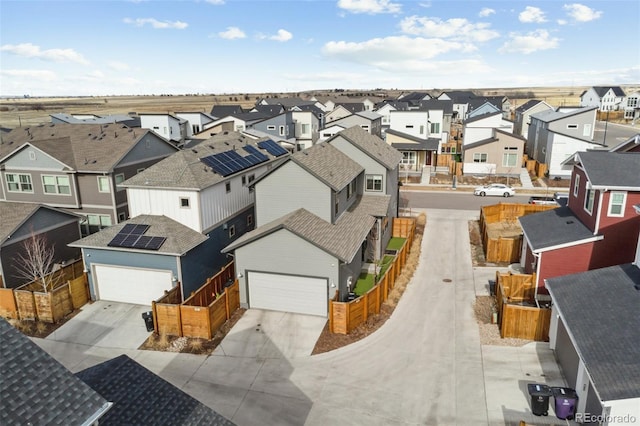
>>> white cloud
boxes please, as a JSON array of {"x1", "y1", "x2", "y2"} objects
[
  {"x1": 219, "y1": 27, "x2": 246, "y2": 39},
  {"x1": 0, "y1": 43, "x2": 89, "y2": 64},
  {"x1": 499, "y1": 29, "x2": 560, "y2": 54},
  {"x1": 557, "y1": 19, "x2": 568, "y2": 25},
  {"x1": 400, "y1": 16, "x2": 499, "y2": 42},
  {"x1": 563, "y1": 3, "x2": 602, "y2": 22},
  {"x1": 418, "y1": 2, "x2": 432, "y2": 8},
  {"x1": 479, "y1": 8, "x2": 495, "y2": 17},
  {"x1": 270, "y1": 29, "x2": 293, "y2": 42},
  {"x1": 108, "y1": 61, "x2": 130, "y2": 71},
  {"x1": 123, "y1": 17, "x2": 188, "y2": 29},
  {"x1": 205, "y1": 0, "x2": 225, "y2": 4},
  {"x1": 284, "y1": 71, "x2": 364, "y2": 82},
  {"x1": 83, "y1": 70, "x2": 105, "y2": 80},
  {"x1": 337, "y1": 0, "x2": 401, "y2": 15},
  {"x1": 519, "y1": 6, "x2": 547, "y2": 23},
  {"x1": 0, "y1": 69, "x2": 57, "y2": 81}
]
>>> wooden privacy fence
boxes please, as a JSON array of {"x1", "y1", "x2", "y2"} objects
[
  {"x1": 0, "y1": 262, "x2": 89, "y2": 323},
  {"x1": 152, "y1": 261, "x2": 240, "y2": 339},
  {"x1": 495, "y1": 271, "x2": 550, "y2": 341},
  {"x1": 329, "y1": 217, "x2": 415, "y2": 334},
  {"x1": 480, "y1": 203, "x2": 557, "y2": 263}
]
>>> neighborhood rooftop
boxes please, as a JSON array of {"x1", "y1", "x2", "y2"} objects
[
  {"x1": 577, "y1": 151, "x2": 640, "y2": 188},
  {"x1": 333, "y1": 125, "x2": 403, "y2": 170},
  {"x1": 290, "y1": 141, "x2": 363, "y2": 191},
  {"x1": 518, "y1": 206, "x2": 598, "y2": 251}
]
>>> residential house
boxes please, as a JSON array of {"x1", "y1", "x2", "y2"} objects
[
  {"x1": 325, "y1": 103, "x2": 366, "y2": 123},
  {"x1": 387, "y1": 99, "x2": 452, "y2": 144},
  {"x1": 1, "y1": 318, "x2": 111, "y2": 425},
  {"x1": 397, "y1": 91, "x2": 432, "y2": 108},
  {"x1": 76, "y1": 355, "x2": 233, "y2": 425},
  {"x1": 546, "y1": 255, "x2": 640, "y2": 424},
  {"x1": 513, "y1": 100, "x2": 554, "y2": 138},
  {"x1": 291, "y1": 110, "x2": 321, "y2": 149},
  {"x1": 623, "y1": 90, "x2": 640, "y2": 121},
  {"x1": 462, "y1": 111, "x2": 514, "y2": 146},
  {"x1": 519, "y1": 151, "x2": 640, "y2": 290},
  {"x1": 0, "y1": 202, "x2": 82, "y2": 288},
  {"x1": 139, "y1": 113, "x2": 188, "y2": 145},
  {"x1": 317, "y1": 124, "x2": 347, "y2": 143},
  {"x1": 0, "y1": 123, "x2": 179, "y2": 234},
  {"x1": 70, "y1": 215, "x2": 209, "y2": 304},
  {"x1": 526, "y1": 106, "x2": 600, "y2": 177},
  {"x1": 374, "y1": 100, "x2": 409, "y2": 133},
  {"x1": 327, "y1": 111, "x2": 383, "y2": 137},
  {"x1": 384, "y1": 129, "x2": 439, "y2": 174},
  {"x1": 610, "y1": 134, "x2": 640, "y2": 153},
  {"x1": 120, "y1": 131, "x2": 288, "y2": 290},
  {"x1": 462, "y1": 129, "x2": 524, "y2": 176},
  {"x1": 210, "y1": 104, "x2": 244, "y2": 118},
  {"x1": 437, "y1": 90, "x2": 476, "y2": 120},
  {"x1": 249, "y1": 104, "x2": 285, "y2": 116},
  {"x1": 467, "y1": 100, "x2": 500, "y2": 119},
  {"x1": 175, "y1": 111, "x2": 216, "y2": 138},
  {"x1": 312, "y1": 95, "x2": 378, "y2": 113},
  {"x1": 50, "y1": 113, "x2": 140, "y2": 127},
  {"x1": 250, "y1": 111, "x2": 295, "y2": 140},
  {"x1": 197, "y1": 111, "x2": 270, "y2": 136},
  {"x1": 222, "y1": 127, "x2": 401, "y2": 315},
  {"x1": 257, "y1": 96, "x2": 320, "y2": 110},
  {"x1": 580, "y1": 86, "x2": 626, "y2": 111},
  {"x1": 242, "y1": 128, "x2": 298, "y2": 152}
]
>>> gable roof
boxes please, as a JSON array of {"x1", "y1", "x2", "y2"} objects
[
  {"x1": 463, "y1": 111, "x2": 502, "y2": 124},
  {"x1": 0, "y1": 318, "x2": 111, "y2": 426},
  {"x1": 290, "y1": 142, "x2": 363, "y2": 191},
  {"x1": 0, "y1": 202, "x2": 80, "y2": 245},
  {"x1": 415, "y1": 99, "x2": 453, "y2": 114},
  {"x1": 546, "y1": 263, "x2": 640, "y2": 401},
  {"x1": 331, "y1": 126, "x2": 402, "y2": 170},
  {"x1": 69, "y1": 215, "x2": 207, "y2": 256},
  {"x1": 259, "y1": 97, "x2": 314, "y2": 108},
  {"x1": 210, "y1": 104, "x2": 244, "y2": 117},
  {"x1": 577, "y1": 151, "x2": 640, "y2": 189},
  {"x1": 609, "y1": 134, "x2": 640, "y2": 152},
  {"x1": 516, "y1": 99, "x2": 547, "y2": 113},
  {"x1": 590, "y1": 86, "x2": 626, "y2": 98},
  {"x1": 76, "y1": 355, "x2": 233, "y2": 426},
  {"x1": 223, "y1": 195, "x2": 385, "y2": 262},
  {"x1": 398, "y1": 92, "x2": 431, "y2": 102},
  {"x1": 385, "y1": 129, "x2": 440, "y2": 151},
  {"x1": 356, "y1": 111, "x2": 383, "y2": 120},
  {"x1": 251, "y1": 105, "x2": 285, "y2": 115},
  {"x1": 438, "y1": 90, "x2": 476, "y2": 102},
  {"x1": 50, "y1": 113, "x2": 140, "y2": 127},
  {"x1": 463, "y1": 128, "x2": 525, "y2": 150},
  {"x1": 1, "y1": 123, "x2": 173, "y2": 173},
  {"x1": 121, "y1": 132, "x2": 283, "y2": 190},
  {"x1": 518, "y1": 206, "x2": 601, "y2": 252},
  {"x1": 336, "y1": 103, "x2": 365, "y2": 113}
]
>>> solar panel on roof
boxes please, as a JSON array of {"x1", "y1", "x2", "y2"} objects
[
  {"x1": 107, "y1": 233, "x2": 127, "y2": 247},
  {"x1": 145, "y1": 237, "x2": 166, "y2": 250},
  {"x1": 257, "y1": 139, "x2": 288, "y2": 157},
  {"x1": 242, "y1": 145, "x2": 269, "y2": 161},
  {"x1": 121, "y1": 234, "x2": 140, "y2": 247},
  {"x1": 130, "y1": 224, "x2": 149, "y2": 235},
  {"x1": 119, "y1": 224, "x2": 137, "y2": 234}
]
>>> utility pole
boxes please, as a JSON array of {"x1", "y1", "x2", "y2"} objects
[{"x1": 603, "y1": 109, "x2": 610, "y2": 146}]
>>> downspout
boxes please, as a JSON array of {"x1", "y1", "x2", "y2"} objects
[
  {"x1": 176, "y1": 256, "x2": 184, "y2": 301},
  {"x1": 108, "y1": 172, "x2": 118, "y2": 223},
  {"x1": 594, "y1": 188, "x2": 604, "y2": 235},
  {"x1": 533, "y1": 251, "x2": 542, "y2": 307}
]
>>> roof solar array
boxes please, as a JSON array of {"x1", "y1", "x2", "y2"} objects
[
  {"x1": 257, "y1": 139, "x2": 288, "y2": 157},
  {"x1": 108, "y1": 223, "x2": 166, "y2": 251},
  {"x1": 200, "y1": 146, "x2": 268, "y2": 177}
]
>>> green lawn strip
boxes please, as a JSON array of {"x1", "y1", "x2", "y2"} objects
[
  {"x1": 387, "y1": 237, "x2": 406, "y2": 251},
  {"x1": 378, "y1": 255, "x2": 395, "y2": 277},
  {"x1": 353, "y1": 273, "x2": 375, "y2": 296}
]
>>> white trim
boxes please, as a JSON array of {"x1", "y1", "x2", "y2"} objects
[
  {"x1": 97, "y1": 176, "x2": 110, "y2": 193},
  {"x1": 607, "y1": 191, "x2": 626, "y2": 218},
  {"x1": 594, "y1": 189, "x2": 603, "y2": 234},
  {"x1": 534, "y1": 235, "x2": 603, "y2": 253},
  {"x1": 41, "y1": 174, "x2": 72, "y2": 196}
]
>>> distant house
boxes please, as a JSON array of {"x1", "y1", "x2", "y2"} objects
[
  {"x1": 210, "y1": 104, "x2": 244, "y2": 118},
  {"x1": 513, "y1": 100, "x2": 554, "y2": 138},
  {"x1": 50, "y1": 113, "x2": 140, "y2": 127},
  {"x1": 623, "y1": 91, "x2": 640, "y2": 121},
  {"x1": 175, "y1": 111, "x2": 216, "y2": 137},
  {"x1": 610, "y1": 134, "x2": 640, "y2": 153},
  {"x1": 385, "y1": 128, "x2": 439, "y2": 172},
  {"x1": 467, "y1": 100, "x2": 500, "y2": 119},
  {"x1": 325, "y1": 103, "x2": 366, "y2": 123},
  {"x1": 437, "y1": 90, "x2": 476, "y2": 120},
  {"x1": 580, "y1": 86, "x2": 626, "y2": 111},
  {"x1": 387, "y1": 99, "x2": 452, "y2": 143},
  {"x1": 374, "y1": 100, "x2": 409, "y2": 132},
  {"x1": 397, "y1": 91, "x2": 431, "y2": 108},
  {"x1": 546, "y1": 257, "x2": 640, "y2": 424},
  {"x1": 0, "y1": 123, "x2": 178, "y2": 234},
  {"x1": 462, "y1": 129, "x2": 524, "y2": 176},
  {"x1": 250, "y1": 111, "x2": 295, "y2": 140},
  {"x1": 328, "y1": 111, "x2": 383, "y2": 137},
  {"x1": 317, "y1": 124, "x2": 347, "y2": 143},
  {"x1": 519, "y1": 151, "x2": 640, "y2": 290},
  {"x1": 139, "y1": 113, "x2": 188, "y2": 145},
  {"x1": 462, "y1": 111, "x2": 514, "y2": 146},
  {"x1": 0, "y1": 202, "x2": 82, "y2": 289}
]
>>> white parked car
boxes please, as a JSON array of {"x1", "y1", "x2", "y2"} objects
[{"x1": 474, "y1": 183, "x2": 515, "y2": 197}]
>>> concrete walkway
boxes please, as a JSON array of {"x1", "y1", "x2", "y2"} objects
[
  {"x1": 519, "y1": 168, "x2": 534, "y2": 189},
  {"x1": 34, "y1": 208, "x2": 569, "y2": 425}
]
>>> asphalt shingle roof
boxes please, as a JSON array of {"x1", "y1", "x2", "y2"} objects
[
  {"x1": 0, "y1": 202, "x2": 79, "y2": 245},
  {"x1": 515, "y1": 99, "x2": 544, "y2": 113},
  {"x1": 69, "y1": 215, "x2": 207, "y2": 255},
  {"x1": 76, "y1": 355, "x2": 234, "y2": 426},
  {"x1": 291, "y1": 142, "x2": 363, "y2": 191},
  {"x1": 546, "y1": 263, "x2": 640, "y2": 401},
  {"x1": 518, "y1": 206, "x2": 597, "y2": 251},
  {"x1": 591, "y1": 86, "x2": 626, "y2": 97},
  {"x1": 578, "y1": 151, "x2": 640, "y2": 188},
  {"x1": 334, "y1": 126, "x2": 402, "y2": 170},
  {"x1": 530, "y1": 106, "x2": 597, "y2": 123},
  {"x1": 0, "y1": 319, "x2": 110, "y2": 426}
]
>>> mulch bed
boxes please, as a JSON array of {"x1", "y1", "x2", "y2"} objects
[{"x1": 7, "y1": 308, "x2": 82, "y2": 338}]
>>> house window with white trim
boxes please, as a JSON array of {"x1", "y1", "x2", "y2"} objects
[
  {"x1": 247, "y1": 214, "x2": 253, "y2": 227},
  {"x1": 279, "y1": 125, "x2": 285, "y2": 136},
  {"x1": 97, "y1": 176, "x2": 110, "y2": 193},
  {"x1": 573, "y1": 174, "x2": 580, "y2": 196},
  {"x1": 430, "y1": 122, "x2": 440, "y2": 134},
  {"x1": 473, "y1": 153, "x2": 488, "y2": 163},
  {"x1": 180, "y1": 197, "x2": 190, "y2": 208},
  {"x1": 502, "y1": 153, "x2": 518, "y2": 167},
  {"x1": 584, "y1": 187, "x2": 595, "y2": 215},
  {"x1": 365, "y1": 174, "x2": 383, "y2": 192},
  {"x1": 114, "y1": 173, "x2": 125, "y2": 190},
  {"x1": 6, "y1": 173, "x2": 33, "y2": 193},
  {"x1": 42, "y1": 175, "x2": 70, "y2": 195},
  {"x1": 401, "y1": 151, "x2": 416, "y2": 166},
  {"x1": 267, "y1": 125, "x2": 276, "y2": 130},
  {"x1": 228, "y1": 225, "x2": 236, "y2": 238},
  {"x1": 225, "y1": 181, "x2": 231, "y2": 193},
  {"x1": 608, "y1": 192, "x2": 626, "y2": 216}
]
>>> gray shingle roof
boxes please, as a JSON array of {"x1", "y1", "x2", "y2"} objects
[
  {"x1": 69, "y1": 215, "x2": 207, "y2": 255},
  {"x1": 210, "y1": 104, "x2": 244, "y2": 117},
  {"x1": 519, "y1": 206, "x2": 598, "y2": 251},
  {"x1": 515, "y1": 99, "x2": 544, "y2": 113},
  {"x1": 463, "y1": 111, "x2": 502, "y2": 124},
  {"x1": 76, "y1": 355, "x2": 234, "y2": 426},
  {"x1": 578, "y1": 151, "x2": 640, "y2": 188},
  {"x1": 0, "y1": 318, "x2": 111, "y2": 426},
  {"x1": 1, "y1": 123, "x2": 168, "y2": 172},
  {"x1": 122, "y1": 132, "x2": 285, "y2": 190},
  {"x1": 0, "y1": 202, "x2": 80, "y2": 244},
  {"x1": 224, "y1": 195, "x2": 384, "y2": 262},
  {"x1": 291, "y1": 142, "x2": 363, "y2": 191},
  {"x1": 530, "y1": 106, "x2": 597, "y2": 123},
  {"x1": 546, "y1": 263, "x2": 640, "y2": 401},
  {"x1": 333, "y1": 126, "x2": 402, "y2": 170},
  {"x1": 591, "y1": 86, "x2": 626, "y2": 97}
]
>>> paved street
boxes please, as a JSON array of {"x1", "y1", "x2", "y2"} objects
[{"x1": 34, "y1": 208, "x2": 569, "y2": 425}]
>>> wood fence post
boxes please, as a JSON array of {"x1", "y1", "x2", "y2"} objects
[
  {"x1": 224, "y1": 286, "x2": 230, "y2": 320},
  {"x1": 151, "y1": 301, "x2": 158, "y2": 334},
  {"x1": 329, "y1": 300, "x2": 333, "y2": 333},
  {"x1": 363, "y1": 293, "x2": 368, "y2": 322}
]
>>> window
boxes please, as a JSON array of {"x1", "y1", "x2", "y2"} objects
[
  {"x1": 6, "y1": 173, "x2": 33, "y2": 192},
  {"x1": 118, "y1": 212, "x2": 126, "y2": 221},
  {"x1": 242, "y1": 175, "x2": 247, "y2": 185},
  {"x1": 301, "y1": 123, "x2": 310, "y2": 134},
  {"x1": 402, "y1": 151, "x2": 416, "y2": 165},
  {"x1": 608, "y1": 192, "x2": 626, "y2": 216},
  {"x1": 347, "y1": 179, "x2": 357, "y2": 198},
  {"x1": 584, "y1": 187, "x2": 595, "y2": 214},
  {"x1": 115, "y1": 173, "x2": 125, "y2": 190},
  {"x1": 419, "y1": 125, "x2": 424, "y2": 134},
  {"x1": 42, "y1": 175, "x2": 70, "y2": 195},
  {"x1": 267, "y1": 125, "x2": 276, "y2": 130},
  {"x1": 153, "y1": 126, "x2": 159, "y2": 130},
  {"x1": 567, "y1": 124, "x2": 578, "y2": 129},
  {"x1": 473, "y1": 153, "x2": 488, "y2": 163},
  {"x1": 87, "y1": 214, "x2": 112, "y2": 230},
  {"x1": 405, "y1": 125, "x2": 414, "y2": 129},
  {"x1": 248, "y1": 174, "x2": 255, "y2": 193},
  {"x1": 334, "y1": 197, "x2": 339, "y2": 215},
  {"x1": 573, "y1": 174, "x2": 580, "y2": 196},
  {"x1": 502, "y1": 153, "x2": 518, "y2": 167},
  {"x1": 247, "y1": 214, "x2": 253, "y2": 227},
  {"x1": 430, "y1": 122, "x2": 440, "y2": 134},
  {"x1": 28, "y1": 151, "x2": 36, "y2": 160},
  {"x1": 180, "y1": 197, "x2": 190, "y2": 208},
  {"x1": 225, "y1": 181, "x2": 231, "y2": 193},
  {"x1": 365, "y1": 174, "x2": 383, "y2": 192},
  {"x1": 228, "y1": 225, "x2": 236, "y2": 238},
  {"x1": 97, "y1": 176, "x2": 110, "y2": 193},
  {"x1": 279, "y1": 125, "x2": 285, "y2": 136},
  {"x1": 192, "y1": 124, "x2": 200, "y2": 134}
]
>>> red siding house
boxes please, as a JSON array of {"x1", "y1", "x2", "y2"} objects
[{"x1": 519, "y1": 151, "x2": 640, "y2": 291}]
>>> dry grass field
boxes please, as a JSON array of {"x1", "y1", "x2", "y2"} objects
[{"x1": 1, "y1": 85, "x2": 638, "y2": 129}]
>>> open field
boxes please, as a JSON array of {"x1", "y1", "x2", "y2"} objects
[{"x1": 1, "y1": 85, "x2": 638, "y2": 129}]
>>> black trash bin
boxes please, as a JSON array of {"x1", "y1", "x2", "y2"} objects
[
  {"x1": 142, "y1": 311, "x2": 154, "y2": 332},
  {"x1": 527, "y1": 383, "x2": 552, "y2": 416},
  {"x1": 489, "y1": 279, "x2": 496, "y2": 296},
  {"x1": 552, "y1": 387, "x2": 578, "y2": 420}
]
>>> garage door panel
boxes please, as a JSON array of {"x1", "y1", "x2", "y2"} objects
[
  {"x1": 94, "y1": 264, "x2": 172, "y2": 306},
  {"x1": 248, "y1": 272, "x2": 327, "y2": 317}
]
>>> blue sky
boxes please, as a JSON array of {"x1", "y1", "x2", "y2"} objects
[{"x1": 1, "y1": 0, "x2": 638, "y2": 96}]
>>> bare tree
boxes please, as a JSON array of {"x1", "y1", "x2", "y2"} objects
[{"x1": 13, "y1": 233, "x2": 63, "y2": 293}]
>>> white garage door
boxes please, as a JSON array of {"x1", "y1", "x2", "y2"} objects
[
  {"x1": 248, "y1": 272, "x2": 328, "y2": 317},
  {"x1": 93, "y1": 264, "x2": 173, "y2": 306}
]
